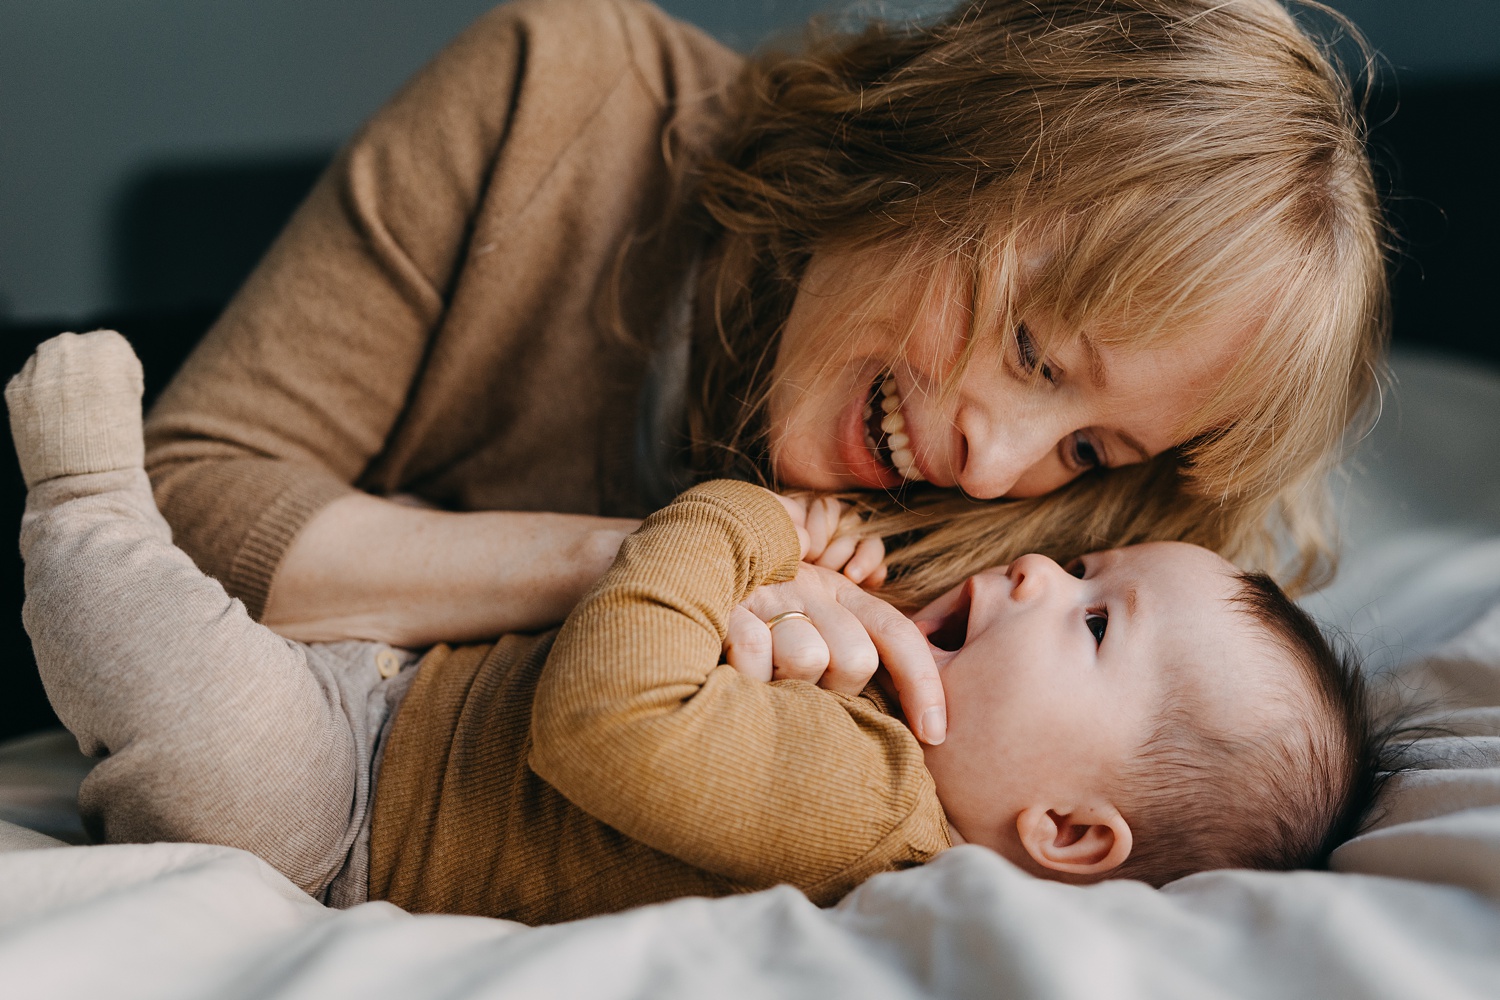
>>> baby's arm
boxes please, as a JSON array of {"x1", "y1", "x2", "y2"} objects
[{"x1": 528, "y1": 481, "x2": 946, "y2": 898}]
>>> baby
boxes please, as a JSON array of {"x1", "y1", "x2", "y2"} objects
[{"x1": 10, "y1": 332, "x2": 1375, "y2": 923}]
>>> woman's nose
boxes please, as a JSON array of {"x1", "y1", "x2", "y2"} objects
[{"x1": 954, "y1": 407, "x2": 1065, "y2": 499}]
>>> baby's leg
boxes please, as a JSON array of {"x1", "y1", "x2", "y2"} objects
[{"x1": 8, "y1": 331, "x2": 356, "y2": 896}]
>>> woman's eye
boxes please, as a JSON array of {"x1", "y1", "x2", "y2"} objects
[
  {"x1": 1015, "y1": 324, "x2": 1056, "y2": 383},
  {"x1": 1085, "y1": 610, "x2": 1108, "y2": 646},
  {"x1": 1070, "y1": 434, "x2": 1102, "y2": 471}
]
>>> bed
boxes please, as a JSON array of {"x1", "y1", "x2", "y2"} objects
[{"x1": 2, "y1": 348, "x2": 1498, "y2": 999}]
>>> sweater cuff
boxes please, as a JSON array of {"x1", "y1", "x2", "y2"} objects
[
  {"x1": 674, "y1": 479, "x2": 803, "y2": 585},
  {"x1": 151, "y1": 456, "x2": 355, "y2": 621},
  {"x1": 229, "y1": 474, "x2": 356, "y2": 620}
]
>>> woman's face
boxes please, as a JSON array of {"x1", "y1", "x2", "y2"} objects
[{"x1": 765, "y1": 248, "x2": 1248, "y2": 498}]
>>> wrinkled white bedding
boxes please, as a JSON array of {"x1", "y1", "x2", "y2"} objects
[
  {"x1": 4, "y1": 834, "x2": 1500, "y2": 1000},
  {"x1": 2, "y1": 350, "x2": 1498, "y2": 999}
]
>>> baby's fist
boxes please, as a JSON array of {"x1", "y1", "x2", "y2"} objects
[{"x1": 774, "y1": 493, "x2": 886, "y2": 587}]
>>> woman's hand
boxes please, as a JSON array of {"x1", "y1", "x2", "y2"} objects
[{"x1": 723, "y1": 564, "x2": 947, "y2": 745}]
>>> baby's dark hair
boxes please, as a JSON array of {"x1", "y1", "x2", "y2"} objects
[{"x1": 1112, "y1": 572, "x2": 1384, "y2": 887}]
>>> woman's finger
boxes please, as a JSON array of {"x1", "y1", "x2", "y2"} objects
[
  {"x1": 837, "y1": 585, "x2": 947, "y2": 744},
  {"x1": 724, "y1": 605, "x2": 773, "y2": 682},
  {"x1": 740, "y1": 563, "x2": 881, "y2": 689},
  {"x1": 802, "y1": 601, "x2": 880, "y2": 696},
  {"x1": 768, "y1": 615, "x2": 830, "y2": 683}
]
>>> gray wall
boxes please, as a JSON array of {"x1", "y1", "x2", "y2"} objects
[
  {"x1": 1328, "y1": 0, "x2": 1500, "y2": 75},
  {"x1": 0, "y1": 0, "x2": 834, "y2": 322},
  {"x1": 2, "y1": 0, "x2": 1496, "y2": 322}
]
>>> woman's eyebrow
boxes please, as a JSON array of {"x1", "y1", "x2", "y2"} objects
[{"x1": 1080, "y1": 335, "x2": 1108, "y2": 390}]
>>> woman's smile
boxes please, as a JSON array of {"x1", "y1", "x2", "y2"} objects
[
  {"x1": 766, "y1": 247, "x2": 1256, "y2": 498},
  {"x1": 833, "y1": 368, "x2": 932, "y2": 490},
  {"x1": 864, "y1": 374, "x2": 928, "y2": 483}
]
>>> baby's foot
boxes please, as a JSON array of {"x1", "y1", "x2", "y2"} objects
[{"x1": 6, "y1": 331, "x2": 146, "y2": 488}]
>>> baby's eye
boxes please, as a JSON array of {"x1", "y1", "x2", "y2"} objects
[
  {"x1": 1085, "y1": 610, "x2": 1108, "y2": 646},
  {"x1": 1015, "y1": 324, "x2": 1056, "y2": 384}
]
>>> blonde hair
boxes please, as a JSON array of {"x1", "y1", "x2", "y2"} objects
[{"x1": 683, "y1": 0, "x2": 1387, "y2": 605}]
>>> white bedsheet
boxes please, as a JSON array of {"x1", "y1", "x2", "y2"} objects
[
  {"x1": 4, "y1": 832, "x2": 1500, "y2": 998},
  {"x1": 2, "y1": 349, "x2": 1498, "y2": 999}
]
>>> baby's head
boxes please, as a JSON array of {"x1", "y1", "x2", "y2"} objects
[{"x1": 912, "y1": 542, "x2": 1374, "y2": 886}]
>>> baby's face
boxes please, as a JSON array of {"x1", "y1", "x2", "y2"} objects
[{"x1": 911, "y1": 541, "x2": 1274, "y2": 859}]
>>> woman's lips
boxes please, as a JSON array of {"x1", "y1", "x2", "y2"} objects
[
  {"x1": 837, "y1": 374, "x2": 904, "y2": 489},
  {"x1": 837, "y1": 372, "x2": 928, "y2": 489}
]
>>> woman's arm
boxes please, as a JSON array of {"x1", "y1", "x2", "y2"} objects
[
  {"x1": 145, "y1": 0, "x2": 738, "y2": 628},
  {"x1": 145, "y1": 5, "x2": 531, "y2": 619},
  {"x1": 261, "y1": 492, "x2": 638, "y2": 645}
]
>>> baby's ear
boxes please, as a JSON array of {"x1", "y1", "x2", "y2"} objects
[{"x1": 1015, "y1": 804, "x2": 1132, "y2": 877}]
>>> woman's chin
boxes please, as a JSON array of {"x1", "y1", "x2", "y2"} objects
[{"x1": 771, "y1": 456, "x2": 850, "y2": 491}]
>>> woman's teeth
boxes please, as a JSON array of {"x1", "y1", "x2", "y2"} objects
[{"x1": 863, "y1": 376, "x2": 926, "y2": 482}]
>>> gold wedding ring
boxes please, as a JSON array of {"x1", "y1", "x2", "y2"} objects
[{"x1": 764, "y1": 610, "x2": 812, "y2": 630}]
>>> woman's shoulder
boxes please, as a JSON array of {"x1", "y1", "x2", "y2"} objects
[
  {"x1": 452, "y1": 0, "x2": 742, "y2": 110},
  {"x1": 335, "y1": 0, "x2": 745, "y2": 296}
]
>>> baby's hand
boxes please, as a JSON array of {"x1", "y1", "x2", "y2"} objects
[{"x1": 773, "y1": 493, "x2": 886, "y2": 587}]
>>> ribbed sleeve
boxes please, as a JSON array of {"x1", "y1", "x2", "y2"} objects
[
  {"x1": 530, "y1": 479, "x2": 949, "y2": 893},
  {"x1": 369, "y1": 480, "x2": 950, "y2": 924}
]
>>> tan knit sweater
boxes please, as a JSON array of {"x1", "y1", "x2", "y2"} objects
[
  {"x1": 368, "y1": 480, "x2": 950, "y2": 925},
  {"x1": 143, "y1": 0, "x2": 741, "y2": 618}
]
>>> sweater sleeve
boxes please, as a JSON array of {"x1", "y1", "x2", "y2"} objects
[
  {"x1": 142, "y1": 0, "x2": 696, "y2": 618},
  {"x1": 529, "y1": 480, "x2": 949, "y2": 894}
]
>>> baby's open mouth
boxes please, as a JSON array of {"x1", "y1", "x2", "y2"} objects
[
  {"x1": 926, "y1": 580, "x2": 972, "y2": 652},
  {"x1": 864, "y1": 374, "x2": 926, "y2": 483}
]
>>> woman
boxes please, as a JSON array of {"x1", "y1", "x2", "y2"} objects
[{"x1": 143, "y1": 0, "x2": 1386, "y2": 699}]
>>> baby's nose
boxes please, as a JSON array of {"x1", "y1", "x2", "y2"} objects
[{"x1": 1006, "y1": 553, "x2": 1068, "y2": 597}]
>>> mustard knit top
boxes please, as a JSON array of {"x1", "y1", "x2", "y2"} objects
[{"x1": 368, "y1": 481, "x2": 950, "y2": 925}]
